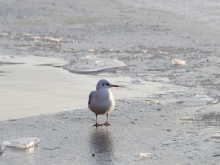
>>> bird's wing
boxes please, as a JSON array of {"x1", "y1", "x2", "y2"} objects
[{"x1": 88, "y1": 91, "x2": 96, "y2": 105}]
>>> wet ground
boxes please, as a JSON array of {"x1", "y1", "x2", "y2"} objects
[
  {"x1": 1, "y1": 100, "x2": 220, "y2": 164},
  {"x1": 1, "y1": 0, "x2": 220, "y2": 164}
]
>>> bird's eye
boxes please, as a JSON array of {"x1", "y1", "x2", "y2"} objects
[{"x1": 106, "y1": 83, "x2": 109, "y2": 86}]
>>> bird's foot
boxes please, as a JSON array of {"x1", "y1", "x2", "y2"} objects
[
  {"x1": 93, "y1": 123, "x2": 102, "y2": 127},
  {"x1": 103, "y1": 122, "x2": 111, "y2": 126}
]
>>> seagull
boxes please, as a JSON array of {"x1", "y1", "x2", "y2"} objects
[{"x1": 88, "y1": 79, "x2": 118, "y2": 127}]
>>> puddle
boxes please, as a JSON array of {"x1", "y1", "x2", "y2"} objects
[
  {"x1": 0, "y1": 55, "x2": 187, "y2": 121},
  {"x1": 0, "y1": 55, "x2": 93, "y2": 121}
]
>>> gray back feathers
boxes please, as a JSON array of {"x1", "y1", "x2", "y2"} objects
[{"x1": 88, "y1": 91, "x2": 96, "y2": 105}]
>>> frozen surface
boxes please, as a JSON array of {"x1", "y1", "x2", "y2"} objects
[
  {"x1": 0, "y1": 100, "x2": 220, "y2": 164},
  {"x1": 1, "y1": 0, "x2": 220, "y2": 164},
  {"x1": 3, "y1": 138, "x2": 40, "y2": 149}
]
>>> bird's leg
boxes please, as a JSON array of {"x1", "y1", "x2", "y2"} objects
[
  {"x1": 93, "y1": 114, "x2": 102, "y2": 127},
  {"x1": 104, "y1": 113, "x2": 111, "y2": 126}
]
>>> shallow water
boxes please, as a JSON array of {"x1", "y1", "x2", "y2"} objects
[{"x1": 0, "y1": 55, "x2": 188, "y2": 121}]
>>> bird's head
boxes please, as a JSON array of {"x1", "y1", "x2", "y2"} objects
[{"x1": 96, "y1": 79, "x2": 118, "y2": 90}]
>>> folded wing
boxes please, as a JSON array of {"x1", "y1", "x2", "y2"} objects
[{"x1": 88, "y1": 91, "x2": 96, "y2": 105}]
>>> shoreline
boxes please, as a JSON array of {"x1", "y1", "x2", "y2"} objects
[{"x1": 0, "y1": 55, "x2": 188, "y2": 121}]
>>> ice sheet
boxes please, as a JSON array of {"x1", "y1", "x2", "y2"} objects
[{"x1": 64, "y1": 56, "x2": 126, "y2": 74}]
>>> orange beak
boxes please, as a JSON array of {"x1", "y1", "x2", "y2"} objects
[{"x1": 111, "y1": 84, "x2": 119, "y2": 87}]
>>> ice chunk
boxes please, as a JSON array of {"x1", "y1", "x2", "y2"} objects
[
  {"x1": 172, "y1": 59, "x2": 185, "y2": 65},
  {"x1": 3, "y1": 137, "x2": 40, "y2": 149},
  {"x1": 0, "y1": 146, "x2": 4, "y2": 154},
  {"x1": 65, "y1": 56, "x2": 126, "y2": 74},
  {"x1": 140, "y1": 153, "x2": 150, "y2": 159}
]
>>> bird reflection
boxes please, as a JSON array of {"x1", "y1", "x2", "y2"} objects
[{"x1": 89, "y1": 128, "x2": 114, "y2": 164}]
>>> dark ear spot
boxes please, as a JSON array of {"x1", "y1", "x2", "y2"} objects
[{"x1": 102, "y1": 83, "x2": 104, "y2": 86}]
